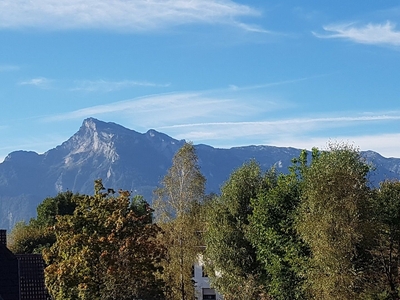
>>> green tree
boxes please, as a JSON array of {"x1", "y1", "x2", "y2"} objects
[
  {"x1": 8, "y1": 221, "x2": 54, "y2": 254},
  {"x1": 248, "y1": 157, "x2": 309, "y2": 300},
  {"x1": 8, "y1": 191, "x2": 78, "y2": 254},
  {"x1": 44, "y1": 180, "x2": 164, "y2": 300},
  {"x1": 370, "y1": 180, "x2": 400, "y2": 299},
  {"x1": 154, "y1": 142, "x2": 206, "y2": 300},
  {"x1": 204, "y1": 161, "x2": 268, "y2": 300},
  {"x1": 296, "y1": 143, "x2": 372, "y2": 299},
  {"x1": 34, "y1": 191, "x2": 77, "y2": 227}
]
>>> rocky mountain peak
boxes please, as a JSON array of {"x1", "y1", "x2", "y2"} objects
[
  {"x1": 83, "y1": 117, "x2": 98, "y2": 130},
  {"x1": 62, "y1": 118, "x2": 120, "y2": 165}
]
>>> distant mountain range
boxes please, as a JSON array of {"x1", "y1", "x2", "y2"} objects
[{"x1": 1, "y1": 118, "x2": 400, "y2": 230}]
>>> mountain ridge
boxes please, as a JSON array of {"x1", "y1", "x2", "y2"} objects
[{"x1": 1, "y1": 117, "x2": 400, "y2": 230}]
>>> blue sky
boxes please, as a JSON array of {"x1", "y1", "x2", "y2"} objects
[{"x1": 1, "y1": 0, "x2": 400, "y2": 162}]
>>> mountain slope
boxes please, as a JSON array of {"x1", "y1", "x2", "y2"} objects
[{"x1": 1, "y1": 118, "x2": 400, "y2": 229}]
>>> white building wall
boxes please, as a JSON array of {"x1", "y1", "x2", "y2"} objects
[{"x1": 193, "y1": 255, "x2": 223, "y2": 300}]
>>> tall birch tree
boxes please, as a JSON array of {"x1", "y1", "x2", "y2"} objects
[{"x1": 154, "y1": 142, "x2": 206, "y2": 300}]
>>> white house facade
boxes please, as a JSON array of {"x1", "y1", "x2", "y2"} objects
[{"x1": 193, "y1": 255, "x2": 223, "y2": 300}]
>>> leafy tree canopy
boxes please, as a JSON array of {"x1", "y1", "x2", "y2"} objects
[
  {"x1": 296, "y1": 143, "x2": 373, "y2": 299},
  {"x1": 8, "y1": 191, "x2": 78, "y2": 254},
  {"x1": 44, "y1": 180, "x2": 165, "y2": 300},
  {"x1": 369, "y1": 180, "x2": 400, "y2": 299},
  {"x1": 204, "y1": 160, "x2": 269, "y2": 300},
  {"x1": 248, "y1": 155, "x2": 309, "y2": 300}
]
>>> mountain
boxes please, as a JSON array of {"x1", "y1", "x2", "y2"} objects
[{"x1": 1, "y1": 118, "x2": 400, "y2": 230}]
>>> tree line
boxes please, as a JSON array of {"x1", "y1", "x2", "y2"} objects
[{"x1": 8, "y1": 142, "x2": 400, "y2": 299}]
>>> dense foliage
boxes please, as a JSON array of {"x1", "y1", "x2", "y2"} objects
[
  {"x1": 204, "y1": 160, "x2": 268, "y2": 299},
  {"x1": 204, "y1": 144, "x2": 400, "y2": 299},
  {"x1": 370, "y1": 180, "x2": 400, "y2": 299},
  {"x1": 296, "y1": 144, "x2": 373, "y2": 299},
  {"x1": 43, "y1": 180, "x2": 165, "y2": 300},
  {"x1": 9, "y1": 142, "x2": 400, "y2": 299},
  {"x1": 9, "y1": 191, "x2": 78, "y2": 254},
  {"x1": 248, "y1": 156, "x2": 309, "y2": 300}
]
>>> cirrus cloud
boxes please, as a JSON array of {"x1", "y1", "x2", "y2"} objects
[
  {"x1": 19, "y1": 77, "x2": 52, "y2": 89},
  {"x1": 0, "y1": 64, "x2": 20, "y2": 72},
  {"x1": 0, "y1": 0, "x2": 261, "y2": 32},
  {"x1": 71, "y1": 79, "x2": 171, "y2": 92},
  {"x1": 314, "y1": 21, "x2": 400, "y2": 46}
]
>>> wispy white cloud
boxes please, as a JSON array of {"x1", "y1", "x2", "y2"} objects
[
  {"x1": 234, "y1": 22, "x2": 272, "y2": 34},
  {"x1": 43, "y1": 91, "x2": 269, "y2": 125},
  {"x1": 314, "y1": 21, "x2": 400, "y2": 46},
  {"x1": 0, "y1": 64, "x2": 20, "y2": 72},
  {"x1": 42, "y1": 76, "x2": 399, "y2": 131},
  {"x1": 163, "y1": 117, "x2": 400, "y2": 158},
  {"x1": 18, "y1": 77, "x2": 168, "y2": 92},
  {"x1": 0, "y1": 0, "x2": 263, "y2": 32},
  {"x1": 71, "y1": 79, "x2": 170, "y2": 92},
  {"x1": 226, "y1": 75, "x2": 328, "y2": 92},
  {"x1": 268, "y1": 133, "x2": 400, "y2": 159},
  {"x1": 44, "y1": 78, "x2": 309, "y2": 122},
  {"x1": 161, "y1": 114, "x2": 400, "y2": 142},
  {"x1": 164, "y1": 114, "x2": 400, "y2": 129},
  {"x1": 19, "y1": 77, "x2": 52, "y2": 89}
]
